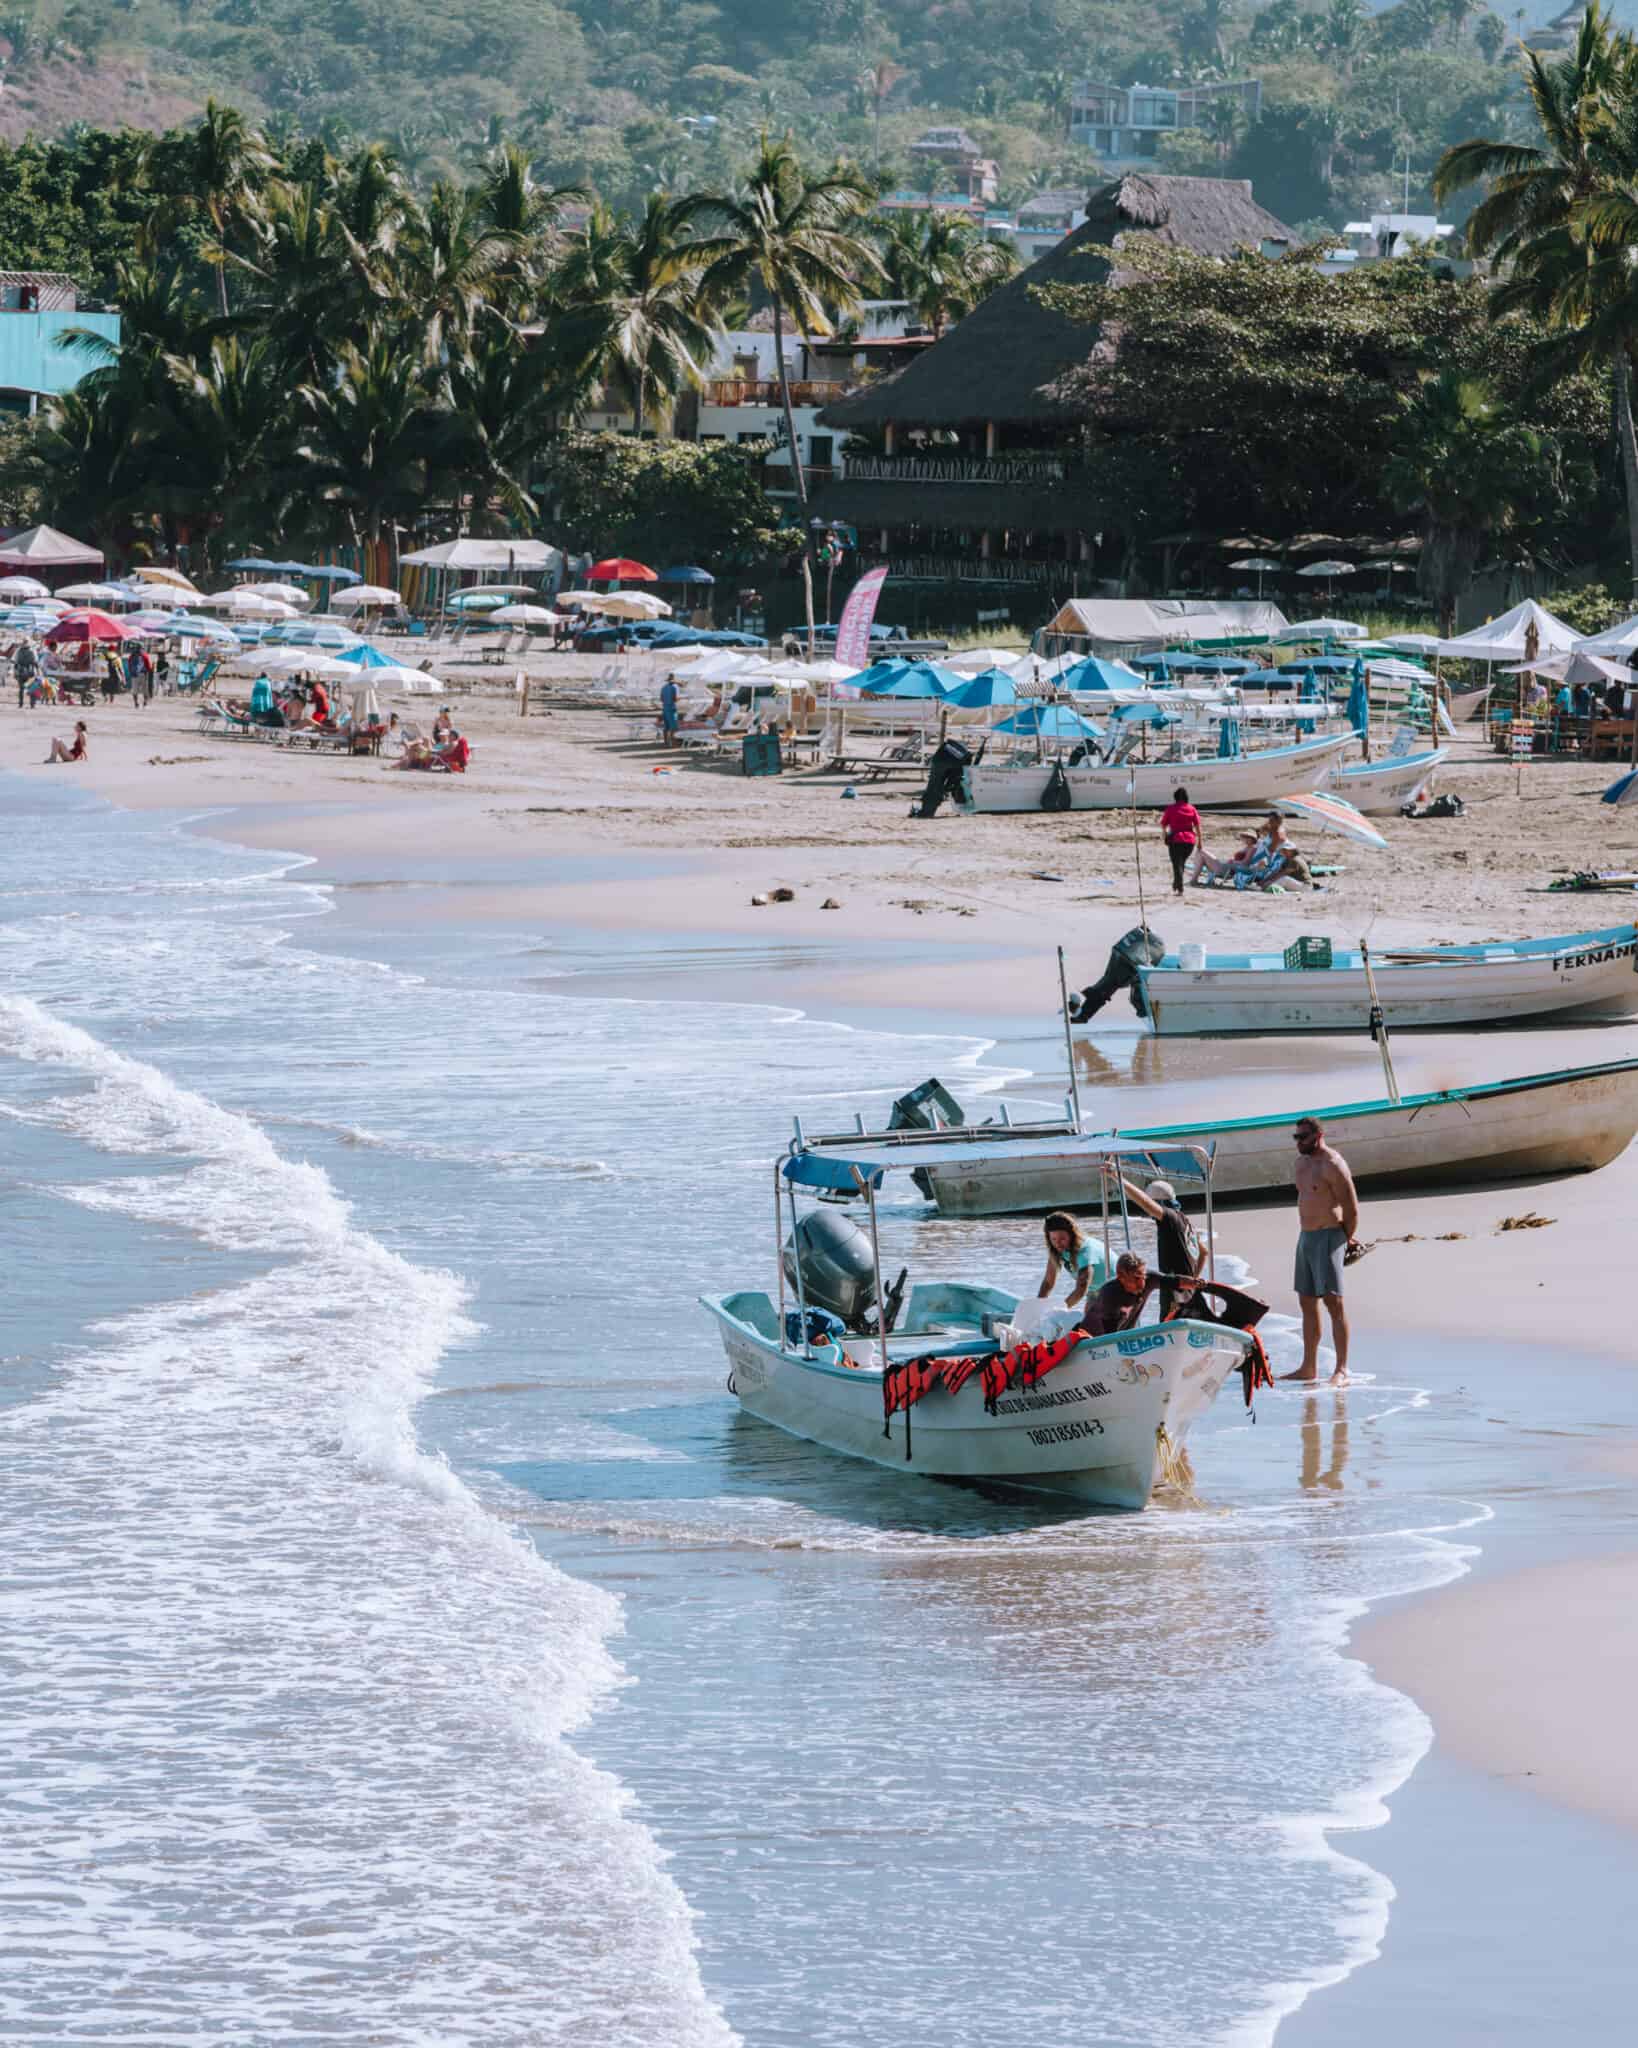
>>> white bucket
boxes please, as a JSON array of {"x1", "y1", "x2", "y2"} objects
[{"x1": 1178, "y1": 942, "x2": 1206, "y2": 971}]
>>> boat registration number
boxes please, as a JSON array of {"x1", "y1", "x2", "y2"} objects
[{"x1": 1027, "y1": 1417, "x2": 1105, "y2": 1447}]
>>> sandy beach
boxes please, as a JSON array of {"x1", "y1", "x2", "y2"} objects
[{"x1": 12, "y1": 658, "x2": 1638, "y2": 2034}]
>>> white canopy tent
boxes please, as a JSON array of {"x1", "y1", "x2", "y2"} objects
[
  {"x1": 0, "y1": 523, "x2": 104, "y2": 571},
  {"x1": 1433, "y1": 598, "x2": 1577, "y2": 661},
  {"x1": 1041, "y1": 597, "x2": 1290, "y2": 652},
  {"x1": 1574, "y1": 612, "x2": 1638, "y2": 657}
]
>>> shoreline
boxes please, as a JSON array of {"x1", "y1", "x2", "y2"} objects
[{"x1": 13, "y1": 690, "x2": 1638, "y2": 2031}]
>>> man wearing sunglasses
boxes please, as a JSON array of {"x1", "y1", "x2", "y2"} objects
[{"x1": 1283, "y1": 1116, "x2": 1359, "y2": 1385}]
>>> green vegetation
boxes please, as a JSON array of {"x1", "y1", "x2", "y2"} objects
[
  {"x1": 0, "y1": 0, "x2": 1548, "y2": 231},
  {"x1": 1041, "y1": 241, "x2": 1609, "y2": 614},
  {"x1": 0, "y1": 116, "x2": 889, "y2": 607}
]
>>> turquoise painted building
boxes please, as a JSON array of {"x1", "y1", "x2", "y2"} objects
[{"x1": 0, "y1": 273, "x2": 121, "y2": 414}]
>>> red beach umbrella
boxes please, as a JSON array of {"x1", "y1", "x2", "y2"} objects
[
  {"x1": 587, "y1": 557, "x2": 657, "y2": 583},
  {"x1": 44, "y1": 608, "x2": 136, "y2": 645}
]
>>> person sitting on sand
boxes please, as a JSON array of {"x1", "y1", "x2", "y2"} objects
[
  {"x1": 1191, "y1": 830, "x2": 1260, "y2": 885},
  {"x1": 1037, "y1": 1211, "x2": 1095, "y2": 1313},
  {"x1": 45, "y1": 720, "x2": 88, "y2": 763}
]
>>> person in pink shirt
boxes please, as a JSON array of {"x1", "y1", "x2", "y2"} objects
[{"x1": 1159, "y1": 785, "x2": 1202, "y2": 896}]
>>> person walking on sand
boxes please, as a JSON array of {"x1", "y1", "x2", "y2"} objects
[
  {"x1": 14, "y1": 637, "x2": 37, "y2": 708},
  {"x1": 1159, "y1": 785, "x2": 1201, "y2": 897},
  {"x1": 1282, "y1": 1116, "x2": 1359, "y2": 1385}
]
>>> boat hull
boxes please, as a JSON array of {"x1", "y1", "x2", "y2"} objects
[
  {"x1": 704, "y1": 1301, "x2": 1248, "y2": 1509},
  {"x1": 963, "y1": 735, "x2": 1355, "y2": 812},
  {"x1": 1138, "y1": 928, "x2": 1638, "y2": 1035},
  {"x1": 922, "y1": 1059, "x2": 1638, "y2": 1213},
  {"x1": 1330, "y1": 749, "x2": 1447, "y2": 815}
]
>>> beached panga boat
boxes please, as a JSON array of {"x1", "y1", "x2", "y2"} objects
[
  {"x1": 1130, "y1": 924, "x2": 1638, "y2": 1036},
  {"x1": 910, "y1": 1057, "x2": 1638, "y2": 1215},
  {"x1": 701, "y1": 1132, "x2": 1256, "y2": 1509},
  {"x1": 962, "y1": 733, "x2": 1355, "y2": 812},
  {"x1": 1330, "y1": 747, "x2": 1447, "y2": 814}
]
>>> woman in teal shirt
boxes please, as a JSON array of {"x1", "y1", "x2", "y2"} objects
[{"x1": 1038, "y1": 1211, "x2": 1098, "y2": 1311}]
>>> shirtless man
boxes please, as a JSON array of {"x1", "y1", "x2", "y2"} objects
[{"x1": 1282, "y1": 1116, "x2": 1359, "y2": 1385}]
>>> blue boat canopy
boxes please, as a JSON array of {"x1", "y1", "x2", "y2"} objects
[{"x1": 783, "y1": 1132, "x2": 1216, "y2": 1187}]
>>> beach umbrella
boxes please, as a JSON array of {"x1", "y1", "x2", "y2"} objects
[
  {"x1": 330, "y1": 584, "x2": 403, "y2": 611},
  {"x1": 1602, "y1": 768, "x2": 1638, "y2": 806},
  {"x1": 947, "y1": 668, "x2": 1020, "y2": 708},
  {"x1": 1382, "y1": 632, "x2": 1442, "y2": 653},
  {"x1": 224, "y1": 555, "x2": 278, "y2": 571},
  {"x1": 657, "y1": 565, "x2": 715, "y2": 584},
  {"x1": 1346, "y1": 671, "x2": 1369, "y2": 733},
  {"x1": 348, "y1": 684, "x2": 383, "y2": 722},
  {"x1": 1108, "y1": 700, "x2": 1178, "y2": 727},
  {"x1": 600, "y1": 591, "x2": 672, "y2": 618},
  {"x1": 1275, "y1": 618, "x2": 1366, "y2": 642},
  {"x1": 447, "y1": 588, "x2": 512, "y2": 611},
  {"x1": 202, "y1": 589, "x2": 298, "y2": 617},
  {"x1": 257, "y1": 649, "x2": 358, "y2": 680},
  {"x1": 1296, "y1": 560, "x2": 1356, "y2": 579},
  {"x1": 128, "y1": 564, "x2": 198, "y2": 593},
  {"x1": 1216, "y1": 717, "x2": 1241, "y2": 757},
  {"x1": 1060, "y1": 655, "x2": 1146, "y2": 692},
  {"x1": 235, "y1": 581, "x2": 312, "y2": 607},
  {"x1": 298, "y1": 564, "x2": 361, "y2": 583},
  {"x1": 161, "y1": 615, "x2": 239, "y2": 643},
  {"x1": 855, "y1": 659, "x2": 958, "y2": 700},
  {"x1": 995, "y1": 704, "x2": 1102, "y2": 738},
  {"x1": 945, "y1": 645, "x2": 1025, "y2": 670},
  {"x1": 588, "y1": 557, "x2": 657, "y2": 582},
  {"x1": 264, "y1": 620, "x2": 363, "y2": 649},
  {"x1": 1276, "y1": 792, "x2": 1389, "y2": 848},
  {"x1": 1299, "y1": 665, "x2": 1321, "y2": 702},
  {"x1": 0, "y1": 574, "x2": 49, "y2": 598},
  {"x1": 1167, "y1": 653, "x2": 1255, "y2": 674},
  {"x1": 0, "y1": 604, "x2": 60, "y2": 630},
  {"x1": 45, "y1": 608, "x2": 134, "y2": 645},
  {"x1": 490, "y1": 603, "x2": 560, "y2": 625}
]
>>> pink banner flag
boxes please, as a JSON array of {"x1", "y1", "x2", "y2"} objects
[{"x1": 832, "y1": 567, "x2": 889, "y2": 674}]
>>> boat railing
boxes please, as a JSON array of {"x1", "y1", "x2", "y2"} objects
[{"x1": 794, "y1": 1102, "x2": 1080, "y2": 1156}]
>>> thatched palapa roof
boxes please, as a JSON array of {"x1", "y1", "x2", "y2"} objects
[{"x1": 820, "y1": 175, "x2": 1298, "y2": 432}]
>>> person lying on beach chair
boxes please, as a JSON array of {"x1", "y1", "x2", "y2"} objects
[
  {"x1": 45, "y1": 720, "x2": 88, "y2": 763},
  {"x1": 392, "y1": 727, "x2": 470, "y2": 772}
]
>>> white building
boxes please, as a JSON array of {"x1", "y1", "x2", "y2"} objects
[{"x1": 1316, "y1": 213, "x2": 1461, "y2": 275}]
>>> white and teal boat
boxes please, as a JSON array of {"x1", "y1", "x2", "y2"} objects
[
  {"x1": 701, "y1": 1130, "x2": 1257, "y2": 1509},
  {"x1": 1129, "y1": 923, "x2": 1638, "y2": 1036}
]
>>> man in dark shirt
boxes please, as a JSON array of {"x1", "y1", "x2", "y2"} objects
[
  {"x1": 1079, "y1": 1252, "x2": 1150, "y2": 1336},
  {"x1": 1115, "y1": 1174, "x2": 1205, "y2": 1316}
]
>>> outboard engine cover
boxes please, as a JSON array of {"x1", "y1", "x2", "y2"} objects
[
  {"x1": 783, "y1": 1206, "x2": 879, "y2": 1330},
  {"x1": 1074, "y1": 925, "x2": 1166, "y2": 1023},
  {"x1": 913, "y1": 738, "x2": 973, "y2": 819}
]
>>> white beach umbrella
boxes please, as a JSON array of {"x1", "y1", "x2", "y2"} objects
[
  {"x1": 128, "y1": 564, "x2": 199, "y2": 593},
  {"x1": 235, "y1": 580, "x2": 313, "y2": 607},
  {"x1": 55, "y1": 580, "x2": 131, "y2": 605},
  {"x1": 599, "y1": 591, "x2": 672, "y2": 618},
  {"x1": 0, "y1": 574, "x2": 49, "y2": 598},
  {"x1": 202, "y1": 589, "x2": 299, "y2": 617},
  {"x1": 557, "y1": 589, "x2": 609, "y2": 609},
  {"x1": 353, "y1": 662, "x2": 444, "y2": 689},
  {"x1": 1275, "y1": 618, "x2": 1367, "y2": 641},
  {"x1": 1381, "y1": 632, "x2": 1442, "y2": 653},
  {"x1": 348, "y1": 684, "x2": 383, "y2": 721},
  {"x1": 490, "y1": 603, "x2": 561, "y2": 625},
  {"x1": 944, "y1": 645, "x2": 1026, "y2": 670},
  {"x1": 329, "y1": 584, "x2": 403, "y2": 611}
]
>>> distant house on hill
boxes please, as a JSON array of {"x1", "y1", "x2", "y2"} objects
[
  {"x1": 811, "y1": 174, "x2": 1296, "y2": 607},
  {"x1": 1070, "y1": 79, "x2": 1262, "y2": 166},
  {"x1": 0, "y1": 272, "x2": 120, "y2": 415}
]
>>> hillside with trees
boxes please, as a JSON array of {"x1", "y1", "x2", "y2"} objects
[{"x1": 0, "y1": 0, "x2": 1593, "y2": 231}]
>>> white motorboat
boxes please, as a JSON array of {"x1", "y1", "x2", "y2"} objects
[
  {"x1": 702, "y1": 1132, "x2": 1258, "y2": 1509},
  {"x1": 910, "y1": 1056, "x2": 1638, "y2": 1215},
  {"x1": 1129, "y1": 924, "x2": 1638, "y2": 1035},
  {"x1": 1330, "y1": 747, "x2": 1447, "y2": 815},
  {"x1": 963, "y1": 733, "x2": 1356, "y2": 812}
]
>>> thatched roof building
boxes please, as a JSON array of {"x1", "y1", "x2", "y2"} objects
[{"x1": 820, "y1": 174, "x2": 1298, "y2": 436}]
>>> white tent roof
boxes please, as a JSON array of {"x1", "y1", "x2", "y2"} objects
[
  {"x1": 0, "y1": 523, "x2": 104, "y2": 569},
  {"x1": 1043, "y1": 597, "x2": 1290, "y2": 649},
  {"x1": 1575, "y1": 612, "x2": 1638, "y2": 657},
  {"x1": 400, "y1": 538, "x2": 561, "y2": 570},
  {"x1": 1434, "y1": 598, "x2": 1577, "y2": 661}
]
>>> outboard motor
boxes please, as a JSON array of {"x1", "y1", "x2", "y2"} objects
[
  {"x1": 913, "y1": 738, "x2": 973, "y2": 819},
  {"x1": 1071, "y1": 925, "x2": 1166, "y2": 1023},
  {"x1": 783, "y1": 1206, "x2": 905, "y2": 1335},
  {"x1": 890, "y1": 1077, "x2": 965, "y2": 1200}
]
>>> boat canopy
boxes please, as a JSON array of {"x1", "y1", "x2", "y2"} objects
[{"x1": 783, "y1": 1132, "x2": 1215, "y2": 1190}]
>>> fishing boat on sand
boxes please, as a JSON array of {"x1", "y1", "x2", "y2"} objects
[
  {"x1": 962, "y1": 732, "x2": 1355, "y2": 812},
  {"x1": 901, "y1": 1056, "x2": 1638, "y2": 1215},
  {"x1": 1330, "y1": 747, "x2": 1448, "y2": 815},
  {"x1": 1102, "y1": 923, "x2": 1638, "y2": 1035},
  {"x1": 701, "y1": 1132, "x2": 1260, "y2": 1509}
]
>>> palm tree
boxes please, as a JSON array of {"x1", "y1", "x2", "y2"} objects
[
  {"x1": 1382, "y1": 373, "x2": 1550, "y2": 632},
  {"x1": 182, "y1": 100, "x2": 277, "y2": 317},
  {"x1": 554, "y1": 196, "x2": 720, "y2": 437},
  {"x1": 148, "y1": 335, "x2": 290, "y2": 572},
  {"x1": 877, "y1": 211, "x2": 1017, "y2": 337},
  {"x1": 693, "y1": 136, "x2": 881, "y2": 511},
  {"x1": 860, "y1": 62, "x2": 908, "y2": 172},
  {"x1": 297, "y1": 334, "x2": 433, "y2": 565},
  {"x1": 397, "y1": 179, "x2": 520, "y2": 363},
  {"x1": 436, "y1": 327, "x2": 573, "y2": 531},
  {"x1": 1436, "y1": 4, "x2": 1638, "y2": 588}
]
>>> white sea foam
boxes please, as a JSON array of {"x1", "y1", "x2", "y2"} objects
[{"x1": 0, "y1": 992, "x2": 739, "y2": 2046}]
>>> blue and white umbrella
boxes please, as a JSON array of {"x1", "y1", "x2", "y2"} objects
[
  {"x1": 1602, "y1": 768, "x2": 1638, "y2": 807},
  {"x1": 947, "y1": 668, "x2": 1019, "y2": 708},
  {"x1": 995, "y1": 704, "x2": 1103, "y2": 739}
]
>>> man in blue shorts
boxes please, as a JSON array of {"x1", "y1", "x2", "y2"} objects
[{"x1": 1281, "y1": 1116, "x2": 1360, "y2": 1385}]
